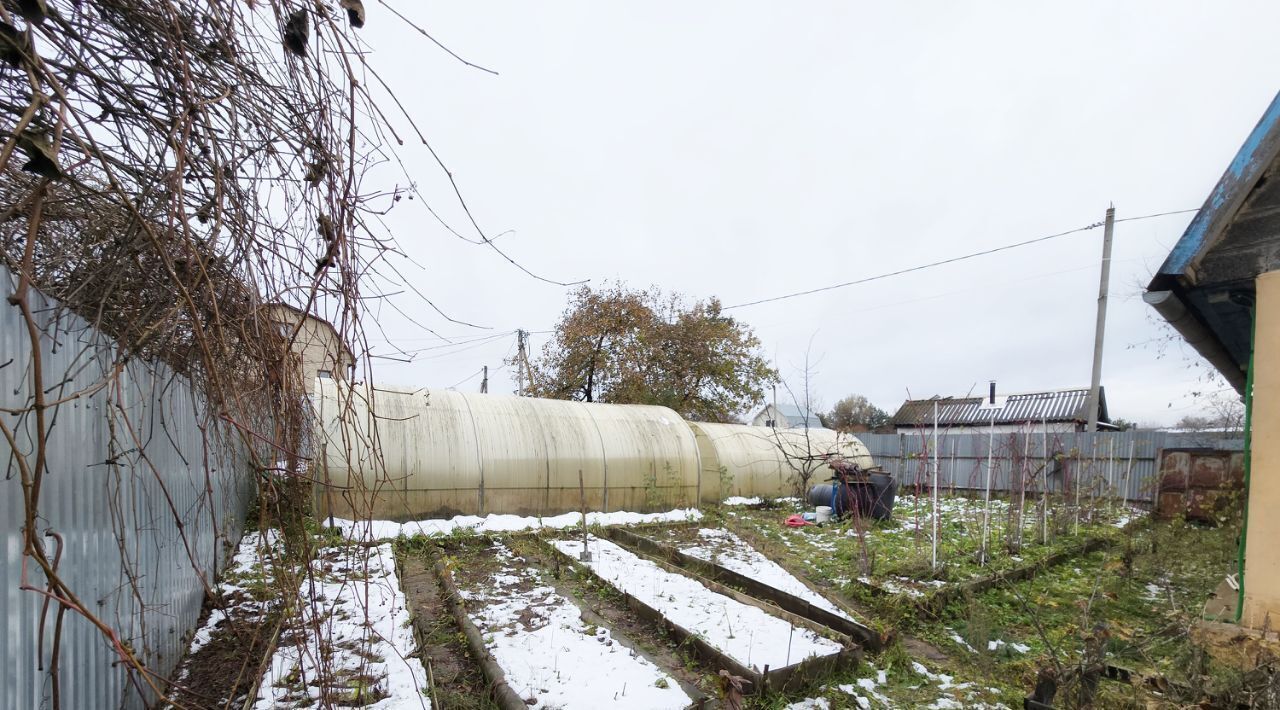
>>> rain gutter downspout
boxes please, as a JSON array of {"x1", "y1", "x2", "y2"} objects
[{"x1": 1234, "y1": 306, "x2": 1256, "y2": 624}]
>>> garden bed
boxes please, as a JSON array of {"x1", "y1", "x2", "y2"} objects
[
  {"x1": 397, "y1": 552, "x2": 498, "y2": 709},
  {"x1": 165, "y1": 497, "x2": 1247, "y2": 709},
  {"x1": 254, "y1": 541, "x2": 427, "y2": 708},
  {"x1": 164, "y1": 531, "x2": 290, "y2": 709},
  {"x1": 721, "y1": 494, "x2": 1143, "y2": 606},
  {"x1": 605, "y1": 526, "x2": 887, "y2": 650},
  {"x1": 430, "y1": 537, "x2": 700, "y2": 710},
  {"x1": 549, "y1": 534, "x2": 860, "y2": 694}
]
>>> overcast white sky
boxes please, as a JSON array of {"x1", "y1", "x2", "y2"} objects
[{"x1": 350, "y1": 2, "x2": 1280, "y2": 425}]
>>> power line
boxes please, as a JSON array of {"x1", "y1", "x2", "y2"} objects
[
  {"x1": 1113, "y1": 208, "x2": 1199, "y2": 223},
  {"x1": 386, "y1": 331, "x2": 514, "y2": 357},
  {"x1": 723, "y1": 208, "x2": 1200, "y2": 311},
  {"x1": 415, "y1": 333, "x2": 514, "y2": 362},
  {"x1": 446, "y1": 368, "x2": 486, "y2": 389}
]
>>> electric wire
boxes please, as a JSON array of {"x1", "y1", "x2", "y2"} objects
[
  {"x1": 446, "y1": 368, "x2": 485, "y2": 389},
  {"x1": 723, "y1": 208, "x2": 1200, "y2": 310}
]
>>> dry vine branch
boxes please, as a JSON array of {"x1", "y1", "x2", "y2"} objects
[{"x1": 0, "y1": 1, "x2": 504, "y2": 707}]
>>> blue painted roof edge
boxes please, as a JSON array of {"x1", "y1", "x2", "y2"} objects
[{"x1": 1161, "y1": 90, "x2": 1280, "y2": 277}]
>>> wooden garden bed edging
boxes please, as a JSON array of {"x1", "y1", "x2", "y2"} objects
[
  {"x1": 604, "y1": 526, "x2": 888, "y2": 652},
  {"x1": 540, "y1": 536, "x2": 861, "y2": 695},
  {"x1": 922, "y1": 535, "x2": 1113, "y2": 614},
  {"x1": 430, "y1": 559, "x2": 531, "y2": 710}
]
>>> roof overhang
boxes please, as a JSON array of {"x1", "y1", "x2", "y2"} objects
[
  {"x1": 1142, "y1": 288, "x2": 1248, "y2": 392},
  {"x1": 1146, "y1": 91, "x2": 1280, "y2": 394}
]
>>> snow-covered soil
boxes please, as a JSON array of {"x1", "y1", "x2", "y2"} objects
[
  {"x1": 186, "y1": 530, "x2": 281, "y2": 658},
  {"x1": 940, "y1": 626, "x2": 1030, "y2": 656},
  {"x1": 1110, "y1": 505, "x2": 1145, "y2": 529},
  {"x1": 721, "y1": 496, "x2": 800, "y2": 507},
  {"x1": 168, "y1": 530, "x2": 287, "y2": 707},
  {"x1": 331, "y1": 508, "x2": 702, "y2": 541},
  {"x1": 665, "y1": 527, "x2": 854, "y2": 621},
  {"x1": 782, "y1": 661, "x2": 1011, "y2": 709},
  {"x1": 722, "y1": 496, "x2": 764, "y2": 506},
  {"x1": 456, "y1": 541, "x2": 691, "y2": 709},
  {"x1": 854, "y1": 575, "x2": 945, "y2": 599},
  {"x1": 254, "y1": 543, "x2": 428, "y2": 709},
  {"x1": 553, "y1": 535, "x2": 844, "y2": 672}
]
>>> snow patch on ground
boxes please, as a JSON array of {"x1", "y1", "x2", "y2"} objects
[
  {"x1": 988, "y1": 639, "x2": 1030, "y2": 654},
  {"x1": 677, "y1": 528, "x2": 854, "y2": 621},
  {"x1": 912, "y1": 661, "x2": 973, "y2": 691},
  {"x1": 850, "y1": 676, "x2": 891, "y2": 706},
  {"x1": 185, "y1": 531, "x2": 281, "y2": 659},
  {"x1": 860, "y1": 575, "x2": 927, "y2": 599},
  {"x1": 908, "y1": 660, "x2": 1006, "y2": 708},
  {"x1": 255, "y1": 543, "x2": 427, "y2": 709},
  {"x1": 330, "y1": 508, "x2": 702, "y2": 541},
  {"x1": 1111, "y1": 505, "x2": 1145, "y2": 529},
  {"x1": 947, "y1": 628, "x2": 978, "y2": 653},
  {"x1": 553, "y1": 536, "x2": 843, "y2": 671},
  {"x1": 784, "y1": 698, "x2": 831, "y2": 710},
  {"x1": 459, "y1": 542, "x2": 691, "y2": 709},
  {"x1": 722, "y1": 496, "x2": 763, "y2": 506},
  {"x1": 785, "y1": 661, "x2": 1009, "y2": 710}
]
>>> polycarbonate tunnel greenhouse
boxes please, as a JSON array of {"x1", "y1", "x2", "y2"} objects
[
  {"x1": 688, "y1": 422, "x2": 874, "y2": 499},
  {"x1": 312, "y1": 380, "x2": 872, "y2": 520}
]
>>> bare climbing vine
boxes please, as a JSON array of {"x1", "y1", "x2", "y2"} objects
[{"x1": 0, "y1": 1, "x2": 492, "y2": 707}]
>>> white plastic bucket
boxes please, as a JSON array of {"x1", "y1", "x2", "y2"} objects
[{"x1": 815, "y1": 506, "x2": 833, "y2": 523}]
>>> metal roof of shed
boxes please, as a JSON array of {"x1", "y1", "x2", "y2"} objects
[{"x1": 892, "y1": 387, "x2": 1110, "y2": 428}]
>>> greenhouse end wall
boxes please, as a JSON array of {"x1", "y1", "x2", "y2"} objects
[
  {"x1": 690, "y1": 422, "x2": 875, "y2": 501},
  {"x1": 313, "y1": 383, "x2": 703, "y2": 520}
]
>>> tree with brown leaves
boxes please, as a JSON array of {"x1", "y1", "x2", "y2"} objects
[{"x1": 527, "y1": 283, "x2": 777, "y2": 422}]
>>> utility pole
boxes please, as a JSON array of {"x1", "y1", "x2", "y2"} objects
[
  {"x1": 480, "y1": 365, "x2": 488, "y2": 394},
  {"x1": 515, "y1": 330, "x2": 527, "y2": 396},
  {"x1": 523, "y1": 332, "x2": 535, "y2": 395},
  {"x1": 1086, "y1": 206, "x2": 1115, "y2": 432}
]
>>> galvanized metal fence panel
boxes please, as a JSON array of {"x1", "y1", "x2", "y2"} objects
[
  {"x1": 858, "y1": 430, "x2": 1243, "y2": 503},
  {"x1": 1, "y1": 264, "x2": 257, "y2": 710}
]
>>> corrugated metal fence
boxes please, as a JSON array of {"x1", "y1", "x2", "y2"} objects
[
  {"x1": 1, "y1": 264, "x2": 258, "y2": 709},
  {"x1": 858, "y1": 430, "x2": 1244, "y2": 503}
]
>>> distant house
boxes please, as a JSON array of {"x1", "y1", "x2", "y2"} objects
[
  {"x1": 751, "y1": 402, "x2": 823, "y2": 429},
  {"x1": 264, "y1": 303, "x2": 355, "y2": 393},
  {"x1": 891, "y1": 387, "x2": 1114, "y2": 434}
]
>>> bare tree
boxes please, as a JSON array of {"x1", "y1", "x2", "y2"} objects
[{"x1": 769, "y1": 346, "x2": 876, "y2": 574}]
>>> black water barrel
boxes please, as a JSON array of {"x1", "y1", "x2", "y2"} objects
[
  {"x1": 807, "y1": 478, "x2": 897, "y2": 520},
  {"x1": 869, "y1": 472, "x2": 898, "y2": 521}
]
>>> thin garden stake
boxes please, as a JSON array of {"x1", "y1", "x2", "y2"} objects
[
  {"x1": 1019, "y1": 426, "x2": 1030, "y2": 549},
  {"x1": 1074, "y1": 443, "x2": 1082, "y2": 535},
  {"x1": 1107, "y1": 438, "x2": 1116, "y2": 508},
  {"x1": 1042, "y1": 415, "x2": 1049, "y2": 545},
  {"x1": 932, "y1": 400, "x2": 939, "y2": 570},
  {"x1": 578, "y1": 469, "x2": 590, "y2": 562},
  {"x1": 950, "y1": 440, "x2": 957, "y2": 498},
  {"x1": 1121, "y1": 440, "x2": 1136, "y2": 509},
  {"x1": 982, "y1": 410, "x2": 995, "y2": 565},
  {"x1": 1090, "y1": 438, "x2": 1099, "y2": 514}
]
